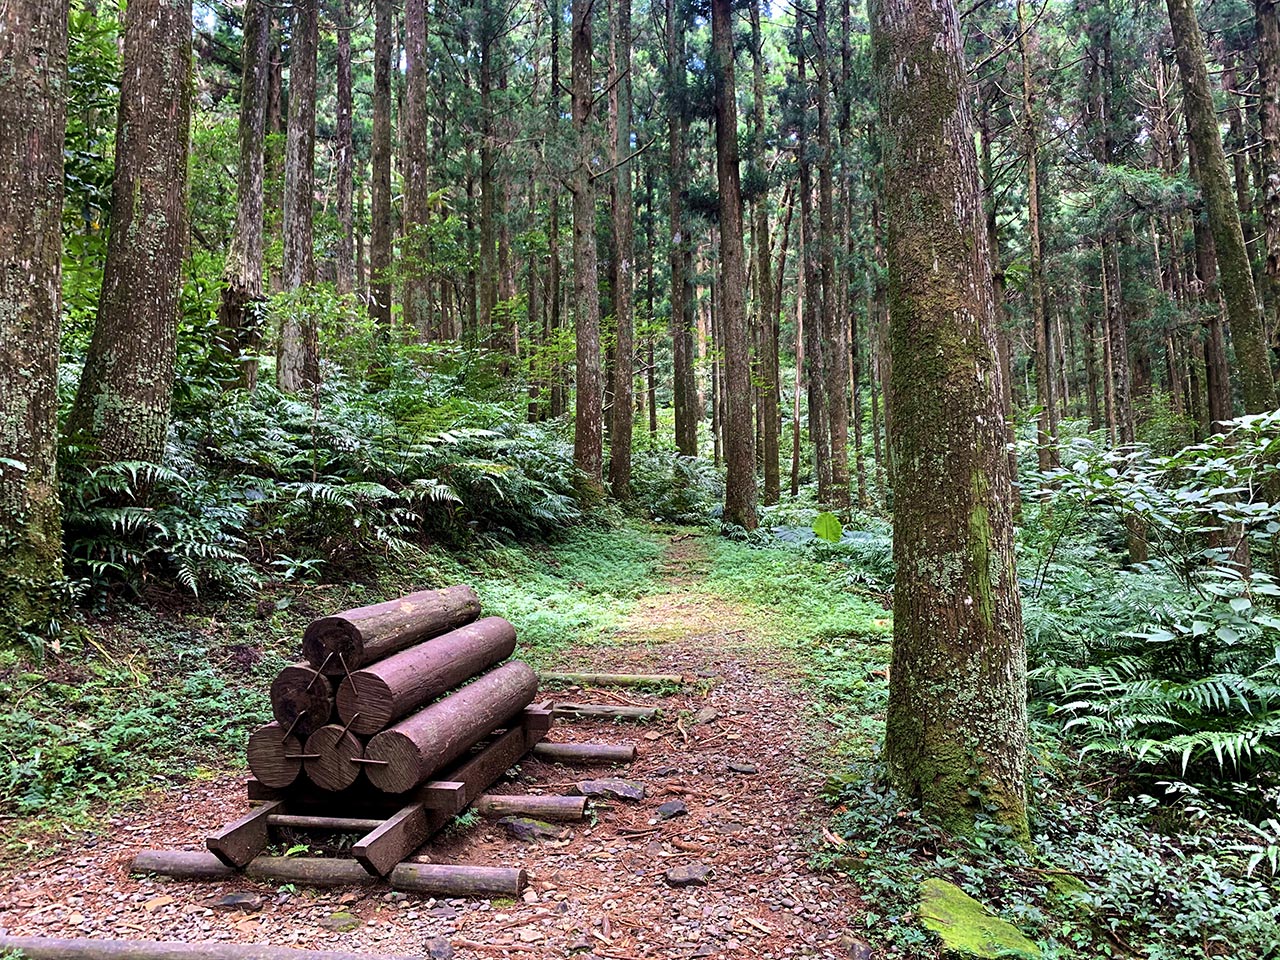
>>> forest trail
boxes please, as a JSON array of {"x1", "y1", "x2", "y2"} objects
[{"x1": 0, "y1": 532, "x2": 867, "y2": 959}]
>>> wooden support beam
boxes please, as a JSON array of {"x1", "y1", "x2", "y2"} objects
[
  {"x1": 0, "y1": 936, "x2": 423, "y2": 960},
  {"x1": 206, "y1": 801, "x2": 281, "y2": 868},
  {"x1": 268, "y1": 814, "x2": 384, "y2": 832},
  {"x1": 353, "y1": 803, "x2": 435, "y2": 877},
  {"x1": 552, "y1": 703, "x2": 660, "y2": 722},
  {"x1": 532, "y1": 742, "x2": 638, "y2": 765}
]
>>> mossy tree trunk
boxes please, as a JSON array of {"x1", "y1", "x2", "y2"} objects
[
  {"x1": 370, "y1": 0, "x2": 394, "y2": 329},
  {"x1": 1257, "y1": 0, "x2": 1280, "y2": 328},
  {"x1": 217, "y1": 0, "x2": 269, "y2": 390},
  {"x1": 608, "y1": 0, "x2": 635, "y2": 501},
  {"x1": 68, "y1": 0, "x2": 192, "y2": 465},
  {"x1": 277, "y1": 0, "x2": 320, "y2": 392},
  {"x1": 870, "y1": 0, "x2": 1029, "y2": 838},
  {"x1": 334, "y1": 0, "x2": 355, "y2": 298},
  {"x1": 1168, "y1": 0, "x2": 1276, "y2": 414},
  {"x1": 712, "y1": 0, "x2": 758, "y2": 530},
  {"x1": 571, "y1": 0, "x2": 604, "y2": 496},
  {"x1": 0, "y1": 0, "x2": 68, "y2": 630},
  {"x1": 667, "y1": 0, "x2": 698, "y2": 458}
]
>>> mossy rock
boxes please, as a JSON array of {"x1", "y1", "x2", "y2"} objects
[{"x1": 918, "y1": 879, "x2": 1041, "y2": 959}]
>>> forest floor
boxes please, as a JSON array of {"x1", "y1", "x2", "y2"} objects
[{"x1": 0, "y1": 531, "x2": 890, "y2": 959}]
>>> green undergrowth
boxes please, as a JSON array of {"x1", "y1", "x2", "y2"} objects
[{"x1": 0, "y1": 522, "x2": 664, "y2": 854}]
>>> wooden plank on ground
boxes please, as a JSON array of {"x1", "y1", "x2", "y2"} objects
[
  {"x1": 206, "y1": 800, "x2": 281, "y2": 868},
  {"x1": 353, "y1": 803, "x2": 434, "y2": 877}
]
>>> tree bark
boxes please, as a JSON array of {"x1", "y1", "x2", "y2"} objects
[
  {"x1": 871, "y1": 0, "x2": 1029, "y2": 838},
  {"x1": 572, "y1": 0, "x2": 605, "y2": 494},
  {"x1": 370, "y1": 0, "x2": 394, "y2": 328},
  {"x1": 668, "y1": 0, "x2": 698, "y2": 457},
  {"x1": 335, "y1": 0, "x2": 355, "y2": 297},
  {"x1": 402, "y1": 0, "x2": 432, "y2": 338},
  {"x1": 277, "y1": 0, "x2": 320, "y2": 392},
  {"x1": 68, "y1": 0, "x2": 192, "y2": 464},
  {"x1": 1257, "y1": 0, "x2": 1280, "y2": 329},
  {"x1": 0, "y1": 0, "x2": 67, "y2": 630},
  {"x1": 217, "y1": 0, "x2": 269, "y2": 390},
  {"x1": 712, "y1": 0, "x2": 758, "y2": 529},
  {"x1": 608, "y1": 0, "x2": 635, "y2": 500},
  {"x1": 1168, "y1": 0, "x2": 1276, "y2": 413}
]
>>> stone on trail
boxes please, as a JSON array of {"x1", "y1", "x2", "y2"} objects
[
  {"x1": 210, "y1": 893, "x2": 262, "y2": 913},
  {"x1": 693, "y1": 707, "x2": 718, "y2": 724},
  {"x1": 727, "y1": 762, "x2": 758, "y2": 774},
  {"x1": 657, "y1": 799, "x2": 689, "y2": 820},
  {"x1": 497, "y1": 816, "x2": 570, "y2": 841},
  {"x1": 918, "y1": 879, "x2": 1041, "y2": 958},
  {"x1": 571, "y1": 778, "x2": 646, "y2": 801},
  {"x1": 425, "y1": 938, "x2": 454, "y2": 960},
  {"x1": 665, "y1": 863, "x2": 712, "y2": 887},
  {"x1": 319, "y1": 910, "x2": 361, "y2": 932}
]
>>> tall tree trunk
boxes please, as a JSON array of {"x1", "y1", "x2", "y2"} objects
[
  {"x1": 668, "y1": 0, "x2": 698, "y2": 457},
  {"x1": 1257, "y1": 0, "x2": 1280, "y2": 327},
  {"x1": 751, "y1": 0, "x2": 780, "y2": 505},
  {"x1": 402, "y1": 0, "x2": 431, "y2": 338},
  {"x1": 572, "y1": 0, "x2": 604, "y2": 494},
  {"x1": 608, "y1": 0, "x2": 635, "y2": 499},
  {"x1": 1168, "y1": 0, "x2": 1276, "y2": 413},
  {"x1": 0, "y1": 0, "x2": 68, "y2": 626},
  {"x1": 278, "y1": 0, "x2": 320, "y2": 392},
  {"x1": 815, "y1": 0, "x2": 850, "y2": 509},
  {"x1": 548, "y1": 1, "x2": 566, "y2": 418},
  {"x1": 335, "y1": 0, "x2": 355, "y2": 297},
  {"x1": 712, "y1": 0, "x2": 757, "y2": 529},
  {"x1": 871, "y1": 0, "x2": 1029, "y2": 839},
  {"x1": 69, "y1": 0, "x2": 193, "y2": 462},
  {"x1": 217, "y1": 0, "x2": 269, "y2": 389},
  {"x1": 370, "y1": 0, "x2": 394, "y2": 328},
  {"x1": 478, "y1": 0, "x2": 497, "y2": 344},
  {"x1": 791, "y1": 216, "x2": 807, "y2": 498},
  {"x1": 1017, "y1": 0, "x2": 1058, "y2": 471}
]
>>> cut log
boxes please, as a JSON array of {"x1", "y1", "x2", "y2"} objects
[
  {"x1": 130, "y1": 851, "x2": 372, "y2": 887},
  {"x1": 268, "y1": 814, "x2": 385, "y2": 832},
  {"x1": 270, "y1": 664, "x2": 335, "y2": 740},
  {"x1": 336, "y1": 616, "x2": 517, "y2": 735},
  {"x1": 246, "y1": 723, "x2": 303, "y2": 789},
  {"x1": 552, "y1": 703, "x2": 660, "y2": 722},
  {"x1": 390, "y1": 862, "x2": 526, "y2": 897},
  {"x1": 302, "y1": 584, "x2": 481, "y2": 675},
  {"x1": 540, "y1": 671, "x2": 684, "y2": 687},
  {"x1": 364, "y1": 661, "x2": 538, "y2": 793},
  {"x1": 302, "y1": 724, "x2": 364, "y2": 792},
  {"x1": 473, "y1": 794, "x2": 588, "y2": 821},
  {"x1": 0, "y1": 936, "x2": 421, "y2": 960},
  {"x1": 532, "y1": 742, "x2": 638, "y2": 765},
  {"x1": 206, "y1": 801, "x2": 280, "y2": 868}
]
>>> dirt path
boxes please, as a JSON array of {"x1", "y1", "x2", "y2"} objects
[{"x1": 0, "y1": 534, "x2": 867, "y2": 959}]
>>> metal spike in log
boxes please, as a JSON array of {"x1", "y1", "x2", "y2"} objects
[
  {"x1": 270, "y1": 663, "x2": 335, "y2": 740},
  {"x1": 246, "y1": 722, "x2": 303, "y2": 789},
  {"x1": 336, "y1": 616, "x2": 517, "y2": 735},
  {"x1": 0, "y1": 935, "x2": 424, "y2": 960},
  {"x1": 302, "y1": 585, "x2": 482, "y2": 676},
  {"x1": 303, "y1": 724, "x2": 364, "y2": 791},
  {"x1": 365, "y1": 661, "x2": 540, "y2": 793},
  {"x1": 473, "y1": 794, "x2": 588, "y2": 821},
  {"x1": 532, "y1": 742, "x2": 638, "y2": 765}
]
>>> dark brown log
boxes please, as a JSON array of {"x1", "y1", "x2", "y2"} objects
[
  {"x1": 0, "y1": 936, "x2": 420, "y2": 960},
  {"x1": 532, "y1": 742, "x2": 637, "y2": 765},
  {"x1": 473, "y1": 794, "x2": 588, "y2": 821},
  {"x1": 353, "y1": 803, "x2": 431, "y2": 876},
  {"x1": 539, "y1": 671, "x2": 684, "y2": 687},
  {"x1": 130, "y1": 851, "x2": 372, "y2": 886},
  {"x1": 245, "y1": 777, "x2": 466, "y2": 815},
  {"x1": 206, "y1": 800, "x2": 280, "y2": 868},
  {"x1": 552, "y1": 703, "x2": 659, "y2": 722},
  {"x1": 389, "y1": 862, "x2": 527, "y2": 897},
  {"x1": 270, "y1": 664, "x2": 335, "y2": 740},
  {"x1": 336, "y1": 616, "x2": 516, "y2": 735},
  {"x1": 268, "y1": 814, "x2": 385, "y2": 832},
  {"x1": 302, "y1": 585, "x2": 481, "y2": 675},
  {"x1": 364, "y1": 661, "x2": 539, "y2": 793},
  {"x1": 246, "y1": 723, "x2": 302, "y2": 789},
  {"x1": 302, "y1": 724, "x2": 363, "y2": 792}
]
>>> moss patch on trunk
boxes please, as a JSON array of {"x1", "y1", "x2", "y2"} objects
[{"x1": 918, "y1": 878, "x2": 1041, "y2": 958}]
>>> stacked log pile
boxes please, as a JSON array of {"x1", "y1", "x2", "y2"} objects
[{"x1": 246, "y1": 586, "x2": 538, "y2": 800}]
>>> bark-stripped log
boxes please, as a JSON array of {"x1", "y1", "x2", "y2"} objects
[
  {"x1": 270, "y1": 663, "x2": 334, "y2": 739},
  {"x1": 302, "y1": 585, "x2": 482, "y2": 675},
  {"x1": 365, "y1": 661, "x2": 539, "y2": 793},
  {"x1": 539, "y1": 672, "x2": 684, "y2": 687},
  {"x1": 246, "y1": 723, "x2": 302, "y2": 789},
  {"x1": 0, "y1": 936, "x2": 421, "y2": 960},
  {"x1": 473, "y1": 794, "x2": 588, "y2": 821},
  {"x1": 390, "y1": 862, "x2": 527, "y2": 896},
  {"x1": 552, "y1": 703, "x2": 659, "y2": 721},
  {"x1": 303, "y1": 724, "x2": 363, "y2": 792},
  {"x1": 336, "y1": 616, "x2": 516, "y2": 734},
  {"x1": 532, "y1": 742, "x2": 637, "y2": 765}
]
